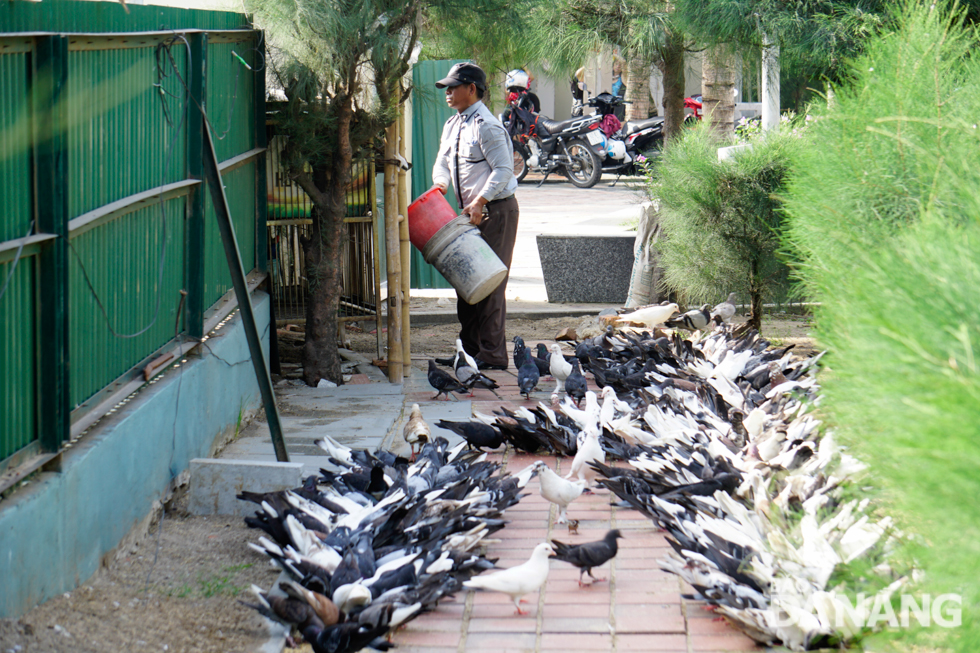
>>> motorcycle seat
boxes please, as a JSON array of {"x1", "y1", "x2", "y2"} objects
[
  {"x1": 536, "y1": 115, "x2": 589, "y2": 137},
  {"x1": 622, "y1": 116, "x2": 665, "y2": 136}
]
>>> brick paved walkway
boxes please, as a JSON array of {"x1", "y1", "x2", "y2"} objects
[{"x1": 392, "y1": 359, "x2": 764, "y2": 653}]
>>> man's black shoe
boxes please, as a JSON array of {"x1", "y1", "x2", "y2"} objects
[
  {"x1": 434, "y1": 356, "x2": 455, "y2": 367},
  {"x1": 474, "y1": 358, "x2": 507, "y2": 371}
]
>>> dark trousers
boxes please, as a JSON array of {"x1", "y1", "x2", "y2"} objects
[{"x1": 458, "y1": 195, "x2": 520, "y2": 368}]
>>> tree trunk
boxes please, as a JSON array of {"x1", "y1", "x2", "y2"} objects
[
  {"x1": 701, "y1": 45, "x2": 736, "y2": 142},
  {"x1": 659, "y1": 28, "x2": 685, "y2": 143},
  {"x1": 749, "y1": 260, "x2": 763, "y2": 331},
  {"x1": 624, "y1": 57, "x2": 652, "y2": 122},
  {"x1": 301, "y1": 162, "x2": 348, "y2": 386},
  {"x1": 299, "y1": 102, "x2": 355, "y2": 387}
]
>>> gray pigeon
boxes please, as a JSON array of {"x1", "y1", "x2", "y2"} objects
[
  {"x1": 666, "y1": 304, "x2": 712, "y2": 331},
  {"x1": 517, "y1": 349, "x2": 540, "y2": 400},
  {"x1": 711, "y1": 293, "x2": 738, "y2": 324},
  {"x1": 550, "y1": 529, "x2": 623, "y2": 586},
  {"x1": 564, "y1": 359, "x2": 588, "y2": 407},
  {"x1": 427, "y1": 360, "x2": 467, "y2": 400},
  {"x1": 455, "y1": 356, "x2": 499, "y2": 392}
]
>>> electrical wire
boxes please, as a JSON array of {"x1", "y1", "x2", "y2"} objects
[
  {"x1": 0, "y1": 220, "x2": 35, "y2": 304},
  {"x1": 65, "y1": 35, "x2": 191, "y2": 339}
]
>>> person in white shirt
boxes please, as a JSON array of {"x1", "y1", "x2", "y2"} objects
[{"x1": 431, "y1": 62, "x2": 520, "y2": 371}]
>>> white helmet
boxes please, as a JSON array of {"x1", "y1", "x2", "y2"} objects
[{"x1": 505, "y1": 69, "x2": 530, "y2": 90}]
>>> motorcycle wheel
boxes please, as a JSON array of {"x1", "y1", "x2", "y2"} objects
[
  {"x1": 513, "y1": 146, "x2": 529, "y2": 183},
  {"x1": 563, "y1": 138, "x2": 602, "y2": 188}
]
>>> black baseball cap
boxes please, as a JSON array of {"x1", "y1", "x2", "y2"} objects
[{"x1": 435, "y1": 62, "x2": 487, "y2": 91}]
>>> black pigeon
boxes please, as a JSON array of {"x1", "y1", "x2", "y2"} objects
[
  {"x1": 513, "y1": 335, "x2": 528, "y2": 371},
  {"x1": 518, "y1": 349, "x2": 540, "y2": 399},
  {"x1": 427, "y1": 359, "x2": 467, "y2": 400},
  {"x1": 535, "y1": 342, "x2": 551, "y2": 363},
  {"x1": 304, "y1": 621, "x2": 393, "y2": 653},
  {"x1": 435, "y1": 419, "x2": 504, "y2": 451},
  {"x1": 550, "y1": 529, "x2": 623, "y2": 586},
  {"x1": 565, "y1": 359, "x2": 588, "y2": 405},
  {"x1": 533, "y1": 343, "x2": 553, "y2": 375}
]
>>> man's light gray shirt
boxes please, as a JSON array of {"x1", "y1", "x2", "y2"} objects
[{"x1": 432, "y1": 101, "x2": 517, "y2": 209}]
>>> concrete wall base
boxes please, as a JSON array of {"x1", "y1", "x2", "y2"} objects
[{"x1": 0, "y1": 292, "x2": 270, "y2": 618}]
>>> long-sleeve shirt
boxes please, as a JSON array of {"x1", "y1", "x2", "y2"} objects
[{"x1": 432, "y1": 101, "x2": 517, "y2": 209}]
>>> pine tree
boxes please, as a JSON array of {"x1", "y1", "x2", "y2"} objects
[{"x1": 248, "y1": 0, "x2": 519, "y2": 385}]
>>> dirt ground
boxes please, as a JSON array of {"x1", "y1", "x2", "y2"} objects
[
  {"x1": 1, "y1": 304, "x2": 815, "y2": 653},
  {"x1": 0, "y1": 493, "x2": 280, "y2": 653}
]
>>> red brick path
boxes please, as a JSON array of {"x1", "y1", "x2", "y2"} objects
[{"x1": 391, "y1": 358, "x2": 763, "y2": 653}]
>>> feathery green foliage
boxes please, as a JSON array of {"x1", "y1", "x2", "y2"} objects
[
  {"x1": 781, "y1": 2, "x2": 980, "y2": 648},
  {"x1": 248, "y1": 0, "x2": 425, "y2": 384},
  {"x1": 649, "y1": 124, "x2": 799, "y2": 328},
  {"x1": 532, "y1": 0, "x2": 671, "y2": 76},
  {"x1": 421, "y1": 0, "x2": 540, "y2": 79},
  {"x1": 671, "y1": 0, "x2": 888, "y2": 110}
]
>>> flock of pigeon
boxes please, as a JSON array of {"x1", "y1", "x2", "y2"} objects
[
  {"x1": 238, "y1": 436, "x2": 530, "y2": 651},
  {"x1": 236, "y1": 432, "x2": 625, "y2": 650},
  {"x1": 239, "y1": 295, "x2": 901, "y2": 652},
  {"x1": 422, "y1": 296, "x2": 903, "y2": 650}
]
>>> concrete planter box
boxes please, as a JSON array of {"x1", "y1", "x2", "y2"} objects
[{"x1": 536, "y1": 234, "x2": 636, "y2": 304}]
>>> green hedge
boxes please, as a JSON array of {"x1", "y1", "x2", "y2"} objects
[{"x1": 782, "y1": 2, "x2": 980, "y2": 649}]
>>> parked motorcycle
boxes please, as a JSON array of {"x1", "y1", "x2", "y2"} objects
[
  {"x1": 505, "y1": 105, "x2": 605, "y2": 188},
  {"x1": 684, "y1": 94, "x2": 703, "y2": 122},
  {"x1": 587, "y1": 92, "x2": 664, "y2": 178}
]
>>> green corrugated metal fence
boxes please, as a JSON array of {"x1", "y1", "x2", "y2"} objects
[
  {"x1": 409, "y1": 59, "x2": 468, "y2": 290},
  {"x1": 0, "y1": 2, "x2": 265, "y2": 473}
]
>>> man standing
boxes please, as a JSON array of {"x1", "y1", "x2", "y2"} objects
[{"x1": 431, "y1": 62, "x2": 519, "y2": 371}]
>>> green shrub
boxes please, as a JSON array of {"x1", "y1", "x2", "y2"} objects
[
  {"x1": 648, "y1": 123, "x2": 800, "y2": 329},
  {"x1": 782, "y1": 2, "x2": 980, "y2": 649}
]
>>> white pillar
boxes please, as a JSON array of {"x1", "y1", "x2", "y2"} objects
[{"x1": 761, "y1": 35, "x2": 780, "y2": 131}]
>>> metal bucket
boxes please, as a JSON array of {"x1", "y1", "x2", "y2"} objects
[{"x1": 421, "y1": 217, "x2": 508, "y2": 305}]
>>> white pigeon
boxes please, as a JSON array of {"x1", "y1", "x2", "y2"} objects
[
  {"x1": 711, "y1": 292, "x2": 738, "y2": 324},
  {"x1": 564, "y1": 428, "x2": 605, "y2": 487},
  {"x1": 614, "y1": 302, "x2": 679, "y2": 328},
  {"x1": 332, "y1": 582, "x2": 372, "y2": 613},
  {"x1": 314, "y1": 435, "x2": 354, "y2": 467},
  {"x1": 549, "y1": 344, "x2": 573, "y2": 394},
  {"x1": 462, "y1": 542, "x2": 555, "y2": 615},
  {"x1": 534, "y1": 461, "x2": 586, "y2": 524},
  {"x1": 454, "y1": 338, "x2": 478, "y2": 371},
  {"x1": 402, "y1": 403, "x2": 430, "y2": 462}
]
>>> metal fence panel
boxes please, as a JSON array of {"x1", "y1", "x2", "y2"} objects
[
  {"x1": 204, "y1": 162, "x2": 256, "y2": 306},
  {"x1": 0, "y1": 1, "x2": 245, "y2": 32},
  {"x1": 0, "y1": 51, "x2": 30, "y2": 242},
  {"x1": 0, "y1": 48, "x2": 36, "y2": 462},
  {"x1": 206, "y1": 42, "x2": 256, "y2": 162},
  {"x1": 0, "y1": 8, "x2": 264, "y2": 468},
  {"x1": 67, "y1": 199, "x2": 186, "y2": 410},
  {"x1": 203, "y1": 42, "x2": 257, "y2": 306},
  {"x1": 0, "y1": 261, "x2": 36, "y2": 467},
  {"x1": 66, "y1": 45, "x2": 186, "y2": 219}
]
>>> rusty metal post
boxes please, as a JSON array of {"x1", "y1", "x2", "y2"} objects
[
  {"x1": 398, "y1": 111, "x2": 412, "y2": 378},
  {"x1": 383, "y1": 121, "x2": 403, "y2": 381}
]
